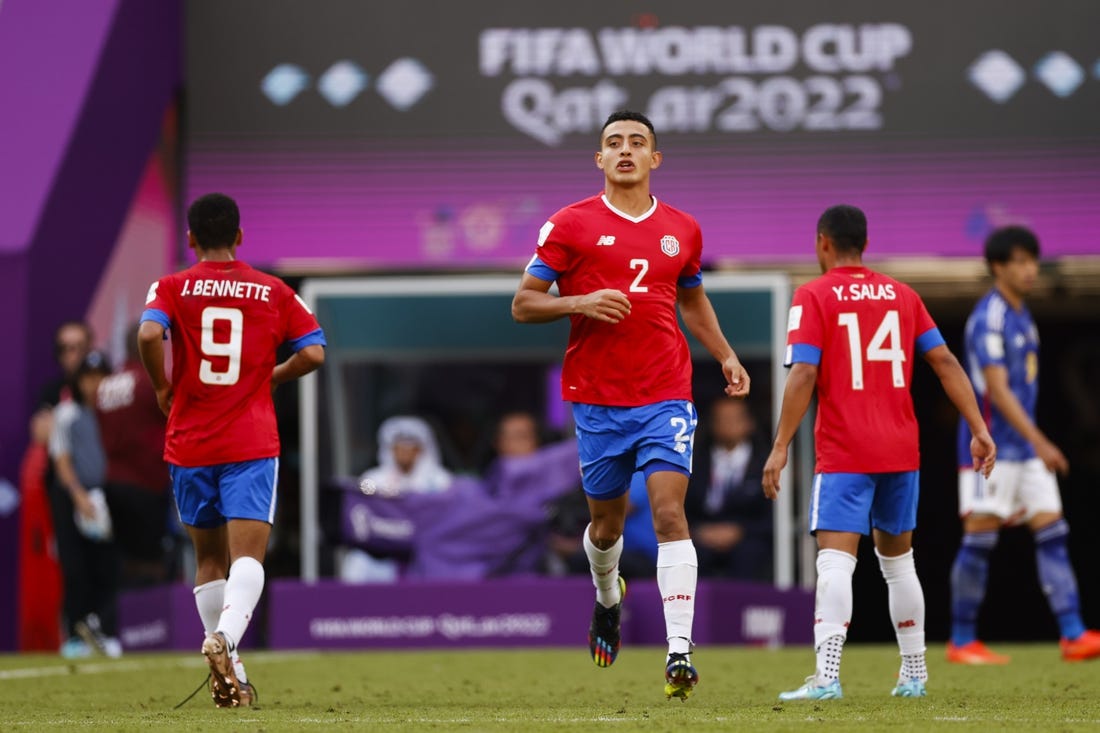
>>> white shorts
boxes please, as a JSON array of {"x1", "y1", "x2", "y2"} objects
[{"x1": 958, "y1": 458, "x2": 1062, "y2": 524}]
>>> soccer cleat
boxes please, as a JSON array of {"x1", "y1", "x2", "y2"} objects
[
  {"x1": 202, "y1": 632, "x2": 242, "y2": 708},
  {"x1": 1061, "y1": 629, "x2": 1100, "y2": 662},
  {"x1": 238, "y1": 681, "x2": 257, "y2": 707},
  {"x1": 946, "y1": 640, "x2": 1010, "y2": 665},
  {"x1": 778, "y1": 676, "x2": 843, "y2": 701},
  {"x1": 891, "y1": 678, "x2": 927, "y2": 697},
  {"x1": 588, "y1": 576, "x2": 626, "y2": 667},
  {"x1": 664, "y1": 652, "x2": 699, "y2": 701},
  {"x1": 74, "y1": 614, "x2": 110, "y2": 656}
]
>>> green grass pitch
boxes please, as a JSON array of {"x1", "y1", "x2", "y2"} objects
[{"x1": 0, "y1": 644, "x2": 1096, "y2": 731}]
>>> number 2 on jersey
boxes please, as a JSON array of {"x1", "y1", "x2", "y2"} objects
[
  {"x1": 199, "y1": 306, "x2": 243, "y2": 385},
  {"x1": 837, "y1": 310, "x2": 905, "y2": 390}
]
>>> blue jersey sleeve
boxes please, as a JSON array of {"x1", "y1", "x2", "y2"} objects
[
  {"x1": 140, "y1": 308, "x2": 171, "y2": 330},
  {"x1": 525, "y1": 255, "x2": 560, "y2": 283},
  {"x1": 969, "y1": 301, "x2": 1007, "y2": 369},
  {"x1": 784, "y1": 343, "x2": 822, "y2": 367},
  {"x1": 915, "y1": 327, "x2": 946, "y2": 355},
  {"x1": 677, "y1": 271, "x2": 703, "y2": 289}
]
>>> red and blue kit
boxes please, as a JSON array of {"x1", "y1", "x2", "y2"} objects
[
  {"x1": 785, "y1": 266, "x2": 944, "y2": 474},
  {"x1": 527, "y1": 193, "x2": 703, "y2": 407},
  {"x1": 141, "y1": 260, "x2": 325, "y2": 467}
]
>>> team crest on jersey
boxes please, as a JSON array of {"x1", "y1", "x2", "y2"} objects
[{"x1": 660, "y1": 235, "x2": 680, "y2": 257}]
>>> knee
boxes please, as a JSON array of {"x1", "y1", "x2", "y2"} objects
[
  {"x1": 650, "y1": 502, "x2": 687, "y2": 540},
  {"x1": 587, "y1": 518, "x2": 624, "y2": 548}
]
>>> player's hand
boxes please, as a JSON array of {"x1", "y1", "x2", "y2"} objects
[
  {"x1": 1035, "y1": 437, "x2": 1069, "y2": 476},
  {"x1": 154, "y1": 385, "x2": 174, "y2": 417},
  {"x1": 71, "y1": 487, "x2": 96, "y2": 521},
  {"x1": 970, "y1": 432, "x2": 997, "y2": 478},
  {"x1": 722, "y1": 357, "x2": 750, "y2": 398},
  {"x1": 762, "y1": 445, "x2": 787, "y2": 500},
  {"x1": 575, "y1": 289, "x2": 631, "y2": 323}
]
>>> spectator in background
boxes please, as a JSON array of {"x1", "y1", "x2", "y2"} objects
[
  {"x1": 39, "y1": 321, "x2": 94, "y2": 408},
  {"x1": 96, "y1": 322, "x2": 172, "y2": 587},
  {"x1": 343, "y1": 415, "x2": 454, "y2": 583},
  {"x1": 686, "y1": 398, "x2": 772, "y2": 581},
  {"x1": 47, "y1": 350, "x2": 121, "y2": 658},
  {"x1": 359, "y1": 415, "x2": 453, "y2": 496}
]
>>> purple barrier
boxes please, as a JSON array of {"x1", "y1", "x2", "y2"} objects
[
  {"x1": 117, "y1": 584, "x2": 262, "y2": 652},
  {"x1": 266, "y1": 578, "x2": 813, "y2": 649},
  {"x1": 118, "y1": 578, "x2": 812, "y2": 650}
]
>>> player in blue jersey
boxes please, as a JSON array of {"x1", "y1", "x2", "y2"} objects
[{"x1": 948, "y1": 226, "x2": 1100, "y2": 664}]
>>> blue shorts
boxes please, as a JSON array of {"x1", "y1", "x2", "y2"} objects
[
  {"x1": 808, "y1": 471, "x2": 919, "y2": 536},
  {"x1": 573, "y1": 400, "x2": 696, "y2": 500},
  {"x1": 170, "y1": 458, "x2": 279, "y2": 528}
]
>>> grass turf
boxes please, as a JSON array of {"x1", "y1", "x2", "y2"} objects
[{"x1": 0, "y1": 644, "x2": 1096, "y2": 731}]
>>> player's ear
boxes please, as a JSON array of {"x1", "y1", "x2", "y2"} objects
[
  {"x1": 234, "y1": 228, "x2": 243, "y2": 248},
  {"x1": 594, "y1": 150, "x2": 604, "y2": 170},
  {"x1": 650, "y1": 150, "x2": 662, "y2": 169},
  {"x1": 186, "y1": 230, "x2": 199, "y2": 251}
]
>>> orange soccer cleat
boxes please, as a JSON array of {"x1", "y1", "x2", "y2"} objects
[
  {"x1": 1060, "y1": 630, "x2": 1100, "y2": 662},
  {"x1": 946, "y1": 640, "x2": 1011, "y2": 665}
]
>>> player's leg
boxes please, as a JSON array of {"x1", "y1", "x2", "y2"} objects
[
  {"x1": 573, "y1": 404, "x2": 633, "y2": 667},
  {"x1": 1021, "y1": 460, "x2": 1100, "y2": 660},
  {"x1": 948, "y1": 465, "x2": 1014, "y2": 664},
  {"x1": 778, "y1": 473, "x2": 868, "y2": 701},
  {"x1": 635, "y1": 400, "x2": 700, "y2": 699},
  {"x1": 872, "y1": 471, "x2": 927, "y2": 697}
]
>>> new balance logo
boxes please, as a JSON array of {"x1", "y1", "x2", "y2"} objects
[{"x1": 596, "y1": 235, "x2": 616, "y2": 246}]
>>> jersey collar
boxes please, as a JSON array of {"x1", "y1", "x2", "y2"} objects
[{"x1": 601, "y1": 194, "x2": 658, "y2": 223}]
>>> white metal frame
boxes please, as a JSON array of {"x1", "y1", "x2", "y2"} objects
[{"x1": 298, "y1": 273, "x2": 795, "y2": 587}]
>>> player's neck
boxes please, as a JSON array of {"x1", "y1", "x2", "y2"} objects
[
  {"x1": 993, "y1": 282, "x2": 1024, "y2": 310},
  {"x1": 198, "y1": 249, "x2": 236, "y2": 263},
  {"x1": 603, "y1": 186, "x2": 653, "y2": 218},
  {"x1": 827, "y1": 255, "x2": 863, "y2": 271}
]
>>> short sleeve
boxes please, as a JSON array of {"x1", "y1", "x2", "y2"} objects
[
  {"x1": 912, "y1": 294, "x2": 946, "y2": 355},
  {"x1": 140, "y1": 277, "x2": 173, "y2": 329},
  {"x1": 677, "y1": 221, "x2": 703, "y2": 288},
  {"x1": 282, "y1": 287, "x2": 325, "y2": 346},
  {"x1": 534, "y1": 213, "x2": 572, "y2": 274},
  {"x1": 970, "y1": 301, "x2": 1006, "y2": 368},
  {"x1": 48, "y1": 402, "x2": 78, "y2": 458},
  {"x1": 784, "y1": 286, "x2": 823, "y2": 367}
]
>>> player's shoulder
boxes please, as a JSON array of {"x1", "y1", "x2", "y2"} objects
[
  {"x1": 653, "y1": 197, "x2": 699, "y2": 227},
  {"x1": 550, "y1": 193, "x2": 604, "y2": 222},
  {"x1": 969, "y1": 288, "x2": 1007, "y2": 327}
]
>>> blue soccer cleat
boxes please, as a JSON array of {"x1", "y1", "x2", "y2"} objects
[
  {"x1": 778, "y1": 676, "x2": 843, "y2": 701},
  {"x1": 891, "y1": 678, "x2": 927, "y2": 697},
  {"x1": 664, "y1": 652, "x2": 699, "y2": 700},
  {"x1": 588, "y1": 576, "x2": 626, "y2": 667}
]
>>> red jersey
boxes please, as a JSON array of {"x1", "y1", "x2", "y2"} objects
[
  {"x1": 95, "y1": 360, "x2": 169, "y2": 492},
  {"x1": 143, "y1": 260, "x2": 323, "y2": 467},
  {"x1": 785, "y1": 266, "x2": 944, "y2": 473},
  {"x1": 530, "y1": 194, "x2": 703, "y2": 407}
]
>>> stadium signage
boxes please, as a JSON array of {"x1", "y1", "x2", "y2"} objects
[{"x1": 481, "y1": 23, "x2": 913, "y2": 144}]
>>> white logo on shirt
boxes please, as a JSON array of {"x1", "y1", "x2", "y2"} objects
[
  {"x1": 787, "y1": 305, "x2": 803, "y2": 332},
  {"x1": 537, "y1": 221, "x2": 555, "y2": 247},
  {"x1": 660, "y1": 235, "x2": 680, "y2": 257},
  {"x1": 596, "y1": 235, "x2": 616, "y2": 246},
  {"x1": 145, "y1": 281, "x2": 159, "y2": 304}
]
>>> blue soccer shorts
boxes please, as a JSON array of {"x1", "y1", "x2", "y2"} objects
[
  {"x1": 808, "y1": 470, "x2": 920, "y2": 536},
  {"x1": 572, "y1": 400, "x2": 696, "y2": 501},
  {"x1": 170, "y1": 457, "x2": 279, "y2": 528}
]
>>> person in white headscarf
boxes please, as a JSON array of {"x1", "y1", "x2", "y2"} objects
[
  {"x1": 359, "y1": 415, "x2": 453, "y2": 495},
  {"x1": 340, "y1": 416, "x2": 453, "y2": 584}
]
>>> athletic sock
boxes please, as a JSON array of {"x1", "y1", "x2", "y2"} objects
[
  {"x1": 216, "y1": 557, "x2": 265, "y2": 651},
  {"x1": 1035, "y1": 519, "x2": 1087, "y2": 640},
  {"x1": 194, "y1": 579, "x2": 227, "y2": 633},
  {"x1": 950, "y1": 530, "x2": 997, "y2": 646},
  {"x1": 877, "y1": 548, "x2": 928, "y2": 682},
  {"x1": 814, "y1": 549, "x2": 856, "y2": 684},
  {"x1": 657, "y1": 539, "x2": 698, "y2": 655},
  {"x1": 583, "y1": 525, "x2": 623, "y2": 608}
]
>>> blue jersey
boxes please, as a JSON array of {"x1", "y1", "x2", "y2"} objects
[{"x1": 957, "y1": 289, "x2": 1039, "y2": 464}]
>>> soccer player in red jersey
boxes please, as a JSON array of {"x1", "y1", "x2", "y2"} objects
[
  {"x1": 138, "y1": 193, "x2": 325, "y2": 707},
  {"x1": 762, "y1": 205, "x2": 996, "y2": 700},
  {"x1": 512, "y1": 110, "x2": 750, "y2": 700}
]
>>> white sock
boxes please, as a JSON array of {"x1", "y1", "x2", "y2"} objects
[
  {"x1": 814, "y1": 549, "x2": 857, "y2": 683},
  {"x1": 216, "y1": 557, "x2": 265, "y2": 651},
  {"x1": 877, "y1": 548, "x2": 928, "y2": 682},
  {"x1": 194, "y1": 579, "x2": 226, "y2": 633},
  {"x1": 657, "y1": 539, "x2": 698, "y2": 655},
  {"x1": 583, "y1": 525, "x2": 623, "y2": 608}
]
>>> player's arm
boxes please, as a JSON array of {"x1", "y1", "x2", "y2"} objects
[
  {"x1": 983, "y1": 363, "x2": 1067, "y2": 475},
  {"x1": 677, "y1": 283, "x2": 749, "y2": 397},
  {"x1": 511, "y1": 271, "x2": 631, "y2": 324},
  {"x1": 924, "y1": 345, "x2": 997, "y2": 477},
  {"x1": 761, "y1": 362, "x2": 816, "y2": 499},
  {"x1": 273, "y1": 344, "x2": 325, "y2": 386},
  {"x1": 137, "y1": 320, "x2": 172, "y2": 417}
]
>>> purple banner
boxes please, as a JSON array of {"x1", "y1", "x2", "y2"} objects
[
  {"x1": 117, "y1": 584, "x2": 262, "y2": 652},
  {"x1": 267, "y1": 578, "x2": 813, "y2": 649}
]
